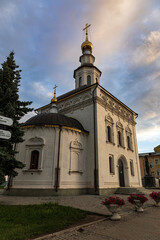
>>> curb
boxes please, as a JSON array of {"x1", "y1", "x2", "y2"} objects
[{"x1": 33, "y1": 217, "x2": 107, "y2": 240}]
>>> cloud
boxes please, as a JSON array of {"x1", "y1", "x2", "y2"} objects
[
  {"x1": 133, "y1": 31, "x2": 160, "y2": 65},
  {"x1": 20, "y1": 111, "x2": 36, "y2": 123},
  {"x1": 142, "y1": 111, "x2": 157, "y2": 121},
  {"x1": 137, "y1": 125, "x2": 160, "y2": 142},
  {"x1": 32, "y1": 82, "x2": 53, "y2": 101}
]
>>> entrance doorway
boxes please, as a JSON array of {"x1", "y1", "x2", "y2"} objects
[{"x1": 118, "y1": 159, "x2": 125, "y2": 187}]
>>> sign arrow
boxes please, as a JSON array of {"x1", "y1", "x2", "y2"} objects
[
  {"x1": 0, "y1": 129, "x2": 11, "y2": 139},
  {"x1": 0, "y1": 115, "x2": 13, "y2": 126}
]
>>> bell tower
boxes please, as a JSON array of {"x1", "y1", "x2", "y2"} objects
[{"x1": 74, "y1": 24, "x2": 102, "y2": 89}]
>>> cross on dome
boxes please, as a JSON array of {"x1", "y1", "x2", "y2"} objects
[
  {"x1": 83, "y1": 23, "x2": 91, "y2": 41},
  {"x1": 53, "y1": 84, "x2": 58, "y2": 98},
  {"x1": 51, "y1": 84, "x2": 58, "y2": 103},
  {"x1": 81, "y1": 23, "x2": 93, "y2": 53}
]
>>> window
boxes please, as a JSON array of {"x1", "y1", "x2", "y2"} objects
[
  {"x1": 118, "y1": 131, "x2": 122, "y2": 146},
  {"x1": 107, "y1": 126, "x2": 111, "y2": 142},
  {"x1": 125, "y1": 126, "x2": 132, "y2": 151},
  {"x1": 150, "y1": 163, "x2": 153, "y2": 168},
  {"x1": 79, "y1": 77, "x2": 82, "y2": 87},
  {"x1": 109, "y1": 155, "x2": 115, "y2": 174},
  {"x1": 116, "y1": 121, "x2": 124, "y2": 147},
  {"x1": 157, "y1": 169, "x2": 160, "y2": 176},
  {"x1": 105, "y1": 115, "x2": 114, "y2": 144},
  {"x1": 24, "y1": 137, "x2": 44, "y2": 171},
  {"x1": 130, "y1": 160, "x2": 134, "y2": 176},
  {"x1": 127, "y1": 136, "x2": 130, "y2": 149},
  {"x1": 87, "y1": 75, "x2": 91, "y2": 85},
  {"x1": 155, "y1": 159, "x2": 159, "y2": 165},
  {"x1": 30, "y1": 150, "x2": 39, "y2": 169}
]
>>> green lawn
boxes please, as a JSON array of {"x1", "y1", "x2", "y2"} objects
[{"x1": 0, "y1": 203, "x2": 88, "y2": 240}]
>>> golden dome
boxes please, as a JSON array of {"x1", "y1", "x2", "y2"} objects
[
  {"x1": 81, "y1": 24, "x2": 93, "y2": 53},
  {"x1": 51, "y1": 96, "x2": 57, "y2": 103},
  {"x1": 81, "y1": 40, "x2": 93, "y2": 52}
]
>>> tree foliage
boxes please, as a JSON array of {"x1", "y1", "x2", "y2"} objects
[{"x1": 0, "y1": 51, "x2": 33, "y2": 185}]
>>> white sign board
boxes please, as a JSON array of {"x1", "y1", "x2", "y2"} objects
[
  {"x1": 0, "y1": 115, "x2": 13, "y2": 126},
  {"x1": 0, "y1": 129, "x2": 11, "y2": 139}
]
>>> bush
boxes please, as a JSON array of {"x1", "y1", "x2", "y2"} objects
[
  {"x1": 101, "y1": 196, "x2": 125, "y2": 206},
  {"x1": 128, "y1": 194, "x2": 148, "y2": 204}
]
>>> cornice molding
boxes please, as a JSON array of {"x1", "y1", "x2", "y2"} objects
[{"x1": 96, "y1": 97, "x2": 136, "y2": 125}]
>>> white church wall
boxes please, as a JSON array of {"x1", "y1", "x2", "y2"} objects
[
  {"x1": 61, "y1": 102, "x2": 95, "y2": 189},
  {"x1": 13, "y1": 127, "x2": 58, "y2": 189},
  {"x1": 59, "y1": 129, "x2": 88, "y2": 189},
  {"x1": 13, "y1": 125, "x2": 90, "y2": 191},
  {"x1": 96, "y1": 94, "x2": 142, "y2": 189}
]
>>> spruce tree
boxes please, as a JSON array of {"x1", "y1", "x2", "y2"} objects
[{"x1": 0, "y1": 51, "x2": 33, "y2": 185}]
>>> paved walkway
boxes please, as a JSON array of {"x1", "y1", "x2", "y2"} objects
[
  {"x1": 47, "y1": 207, "x2": 160, "y2": 240},
  {"x1": 0, "y1": 190, "x2": 160, "y2": 240},
  {"x1": 0, "y1": 191, "x2": 155, "y2": 214}
]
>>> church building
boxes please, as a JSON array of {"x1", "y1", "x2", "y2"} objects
[{"x1": 9, "y1": 25, "x2": 142, "y2": 196}]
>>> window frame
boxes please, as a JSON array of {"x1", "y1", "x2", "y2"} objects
[
  {"x1": 107, "y1": 126, "x2": 112, "y2": 143},
  {"x1": 69, "y1": 139, "x2": 84, "y2": 175},
  {"x1": 118, "y1": 131, "x2": 122, "y2": 146},
  {"x1": 130, "y1": 160, "x2": 135, "y2": 176},
  {"x1": 105, "y1": 115, "x2": 114, "y2": 145},
  {"x1": 127, "y1": 135, "x2": 130, "y2": 149},
  {"x1": 155, "y1": 159, "x2": 159, "y2": 165},
  {"x1": 116, "y1": 121, "x2": 124, "y2": 148},
  {"x1": 23, "y1": 137, "x2": 45, "y2": 172},
  {"x1": 125, "y1": 126, "x2": 133, "y2": 151},
  {"x1": 109, "y1": 155, "x2": 115, "y2": 174}
]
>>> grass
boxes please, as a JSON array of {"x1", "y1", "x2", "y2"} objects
[{"x1": 0, "y1": 203, "x2": 88, "y2": 240}]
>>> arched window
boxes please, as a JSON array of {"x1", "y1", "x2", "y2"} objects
[
  {"x1": 69, "y1": 139, "x2": 83, "y2": 174},
  {"x1": 109, "y1": 155, "x2": 114, "y2": 174},
  {"x1": 118, "y1": 131, "x2": 122, "y2": 146},
  {"x1": 116, "y1": 121, "x2": 124, "y2": 147},
  {"x1": 107, "y1": 126, "x2": 111, "y2": 142},
  {"x1": 127, "y1": 136, "x2": 130, "y2": 149},
  {"x1": 105, "y1": 115, "x2": 114, "y2": 145},
  {"x1": 87, "y1": 75, "x2": 91, "y2": 85},
  {"x1": 130, "y1": 160, "x2": 134, "y2": 176},
  {"x1": 30, "y1": 150, "x2": 39, "y2": 169},
  {"x1": 125, "y1": 126, "x2": 132, "y2": 151},
  {"x1": 79, "y1": 77, "x2": 82, "y2": 87}
]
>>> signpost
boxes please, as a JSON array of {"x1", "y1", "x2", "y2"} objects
[
  {"x1": 0, "y1": 115, "x2": 13, "y2": 140},
  {"x1": 0, "y1": 115, "x2": 13, "y2": 126},
  {"x1": 0, "y1": 129, "x2": 11, "y2": 139}
]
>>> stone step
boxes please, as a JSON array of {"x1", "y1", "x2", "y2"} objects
[
  {"x1": 138, "y1": 187, "x2": 158, "y2": 195},
  {"x1": 115, "y1": 187, "x2": 144, "y2": 195}
]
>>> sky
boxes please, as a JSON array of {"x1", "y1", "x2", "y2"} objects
[{"x1": 0, "y1": 0, "x2": 160, "y2": 153}]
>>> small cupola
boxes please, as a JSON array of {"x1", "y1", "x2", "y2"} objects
[
  {"x1": 50, "y1": 85, "x2": 58, "y2": 113},
  {"x1": 81, "y1": 24, "x2": 93, "y2": 54}
]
